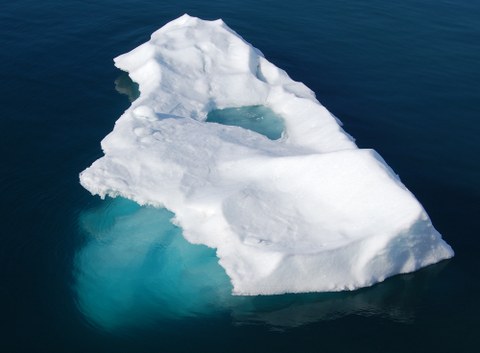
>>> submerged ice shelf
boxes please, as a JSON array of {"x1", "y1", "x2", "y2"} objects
[
  {"x1": 75, "y1": 198, "x2": 234, "y2": 328},
  {"x1": 79, "y1": 14, "x2": 453, "y2": 295},
  {"x1": 75, "y1": 197, "x2": 446, "y2": 329}
]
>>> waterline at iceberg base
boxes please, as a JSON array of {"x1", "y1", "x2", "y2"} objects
[
  {"x1": 79, "y1": 15, "x2": 453, "y2": 297},
  {"x1": 74, "y1": 197, "x2": 448, "y2": 330}
]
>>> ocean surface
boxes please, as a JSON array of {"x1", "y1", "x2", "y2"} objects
[{"x1": 1, "y1": 1, "x2": 479, "y2": 352}]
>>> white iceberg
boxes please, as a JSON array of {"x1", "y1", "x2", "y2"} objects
[{"x1": 79, "y1": 14, "x2": 453, "y2": 295}]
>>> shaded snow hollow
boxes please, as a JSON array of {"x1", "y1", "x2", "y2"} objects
[{"x1": 80, "y1": 14, "x2": 453, "y2": 295}]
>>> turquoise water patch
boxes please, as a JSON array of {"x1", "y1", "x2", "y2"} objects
[
  {"x1": 206, "y1": 105, "x2": 285, "y2": 140},
  {"x1": 74, "y1": 198, "x2": 235, "y2": 329}
]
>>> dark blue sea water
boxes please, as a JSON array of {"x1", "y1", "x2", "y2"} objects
[{"x1": 1, "y1": 1, "x2": 479, "y2": 352}]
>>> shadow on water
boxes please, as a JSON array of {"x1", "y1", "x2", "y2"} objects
[
  {"x1": 114, "y1": 72, "x2": 140, "y2": 102},
  {"x1": 73, "y1": 197, "x2": 449, "y2": 332}
]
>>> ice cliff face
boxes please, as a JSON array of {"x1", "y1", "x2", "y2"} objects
[{"x1": 79, "y1": 14, "x2": 453, "y2": 295}]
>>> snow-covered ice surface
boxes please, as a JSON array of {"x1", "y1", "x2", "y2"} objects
[{"x1": 80, "y1": 14, "x2": 453, "y2": 295}]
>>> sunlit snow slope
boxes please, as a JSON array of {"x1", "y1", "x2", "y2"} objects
[{"x1": 80, "y1": 14, "x2": 453, "y2": 295}]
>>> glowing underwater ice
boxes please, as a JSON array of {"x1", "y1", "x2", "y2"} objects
[{"x1": 75, "y1": 198, "x2": 234, "y2": 329}]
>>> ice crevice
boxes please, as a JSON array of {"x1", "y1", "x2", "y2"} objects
[{"x1": 79, "y1": 14, "x2": 453, "y2": 295}]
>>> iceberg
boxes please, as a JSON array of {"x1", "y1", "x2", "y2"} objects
[{"x1": 79, "y1": 14, "x2": 453, "y2": 295}]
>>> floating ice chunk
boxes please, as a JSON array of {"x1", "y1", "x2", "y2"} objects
[{"x1": 79, "y1": 14, "x2": 453, "y2": 295}]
